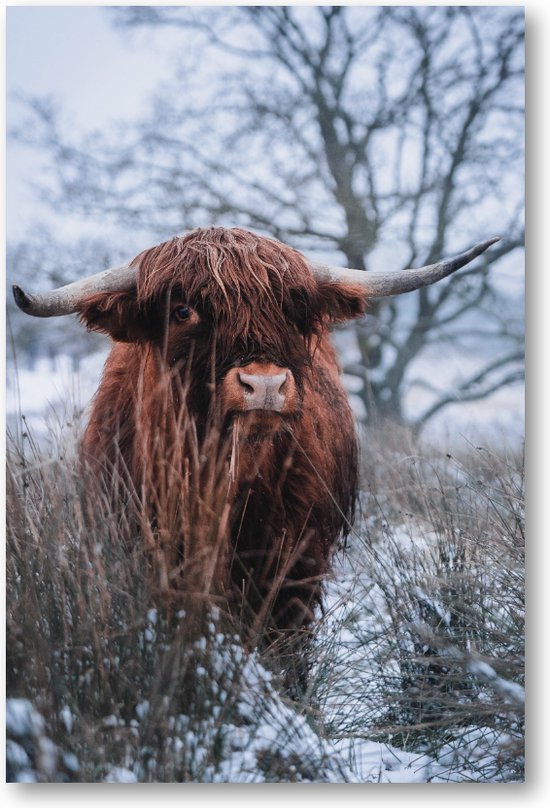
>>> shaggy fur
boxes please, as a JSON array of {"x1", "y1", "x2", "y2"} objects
[{"x1": 78, "y1": 227, "x2": 367, "y2": 659}]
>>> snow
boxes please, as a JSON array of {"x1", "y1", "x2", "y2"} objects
[
  {"x1": 6, "y1": 650, "x2": 513, "y2": 784},
  {"x1": 173, "y1": 634, "x2": 361, "y2": 783},
  {"x1": 5, "y1": 631, "x2": 420, "y2": 783},
  {"x1": 465, "y1": 660, "x2": 525, "y2": 707},
  {"x1": 312, "y1": 506, "x2": 524, "y2": 783},
  {"x1": 104, "y1": 766, "x2": 139, "y2": 783},
  {"x1": 5, "y1": 740, "x2": 32, "y2": 772},
  {"x1": 6, "y1": 699, "x2": 81, "y2": 783},
  {"x1": 334, "y1": 739, "x2": 442, "y2": 783},
  {"x1": 6, "y1": 352, "x2": 108, "y2": 444},
  {"x1": 135, "y1": 701, "x2": 150, "y2": 722},
  {"x1": 6, "y1": 698, "x2": 45, "y2": 740},
  {"x1": 60, "y1": 705, "x2": 74, "y2": 734}
]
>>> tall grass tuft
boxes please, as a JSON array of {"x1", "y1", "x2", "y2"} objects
[{"x1": 6, "y1": 414, "x2": 349, "y2": 782}]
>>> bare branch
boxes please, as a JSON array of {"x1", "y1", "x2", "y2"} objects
[{"x1": 412, "y1": 351, "x2": 524, "y2": 425}]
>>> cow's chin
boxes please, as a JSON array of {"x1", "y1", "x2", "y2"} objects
[{"x1": 229, "y1": 408, "x2": 292, "y2": 438}]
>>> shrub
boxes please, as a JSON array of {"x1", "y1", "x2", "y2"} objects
[{"x1": 313, "y1": 422, "x2": 524, "y2": 782}]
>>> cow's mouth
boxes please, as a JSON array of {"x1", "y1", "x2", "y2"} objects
[{"x1": 231, "y1": 408, "x2": 290, "y2": 427}]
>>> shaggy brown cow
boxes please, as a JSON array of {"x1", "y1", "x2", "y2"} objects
[{"x1": 13, "y1": 227, "x2": 498, "y2": 678}]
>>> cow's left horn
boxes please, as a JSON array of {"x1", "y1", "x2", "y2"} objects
[
  {"x1": 308, "y1": 237, "x2": 500, "y2": 296},
  {"x1": 12, "y1": 262, "x2": 139, "y2": 317}
]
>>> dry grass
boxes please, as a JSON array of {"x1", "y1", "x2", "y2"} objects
[
  {"x1": 6, "y1": 415, "x2": 525, "y2": 781},
  {"x1": 6, "y1": 409, "x2": 326, "y2": 781},
  {"x1": 6, "y1": 416, "x2": 241, "y2": 779}
]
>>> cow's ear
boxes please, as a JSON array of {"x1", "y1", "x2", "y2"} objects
[
  {"x1": 315, "y1": 280, "x2": 368, "y2": 323},
  {"x1": 78, "y1": 291, "x2": 151, "y2": 343}
]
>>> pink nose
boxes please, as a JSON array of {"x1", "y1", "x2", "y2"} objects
[{"x1": 238, "y1": 370, "x2": 289, "y2": 412}]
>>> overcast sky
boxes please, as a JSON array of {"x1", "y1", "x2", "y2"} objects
[
  {"x1": 6, "y1": 5, "x2": 176, "y2": 239},
  {"x1": 7, "y1": 3, "x2": 525, "y2": 292}
]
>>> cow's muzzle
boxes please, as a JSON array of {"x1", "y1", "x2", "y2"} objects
[{"x1": 222, "y1": 362, "x2": 298, "y2": 414}]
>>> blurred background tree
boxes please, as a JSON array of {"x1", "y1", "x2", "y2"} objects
[{"x1": 8, "y1": 5, "x2": 524, "y2": 431}]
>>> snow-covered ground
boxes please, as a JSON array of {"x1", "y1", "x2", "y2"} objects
[
  {"x1": 6, "y1": 352, "x2": 108, "y2": 446},
  {"x1": 4, "y1": 638, "x2": 478, "y2": 784},
  {"x1": 7, "y1": 595, "x2": 523, "y2": 784}
]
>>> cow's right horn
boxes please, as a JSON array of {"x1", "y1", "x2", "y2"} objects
[
  {"x1": 12, "y1": 262, "x2": 139, "y2": 318},
  {"x1": 308, "y1": 237, "x2": 500, "y2": 297}
]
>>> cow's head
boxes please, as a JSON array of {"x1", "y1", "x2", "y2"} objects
[
  {"x1": 12, "y1": 227, "x2": 499, "y2": 425},
  {"x1": 69, "y1": 229, "x2": 370, "y2": 422}
]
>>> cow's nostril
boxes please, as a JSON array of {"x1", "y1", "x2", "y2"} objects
[{"x1": 238, "y1": 373, "x2": 257, "y2": 395}]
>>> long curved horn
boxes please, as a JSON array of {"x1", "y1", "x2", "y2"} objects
[
  {"x1": 12, "y1": 262, "x2": 139, "y2": 318},
  {"x1": 12, "y1": 235, "x2": 500, "y2": 317},
  {"x1": 308, "y1": 237, "x2": 500, "y2": 296}
]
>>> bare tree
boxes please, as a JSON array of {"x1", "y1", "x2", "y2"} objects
[{"x1": 11, "y1": 5, "x2": 524, "y2": 428}]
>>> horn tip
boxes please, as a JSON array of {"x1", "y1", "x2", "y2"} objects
[
  {"x1": 12, "y1": 284, "x2": 32, "y2": 312},
  {"x1": 473, "y1": 236, "x2": 501, "y2": 257}
]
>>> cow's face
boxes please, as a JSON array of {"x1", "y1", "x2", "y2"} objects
[
  {"x1": 78, "y1": 228, "x2": 367, "y2": 423},
  {"x1": 165, "y1": 295, "x2": 304, "y2": 419}
]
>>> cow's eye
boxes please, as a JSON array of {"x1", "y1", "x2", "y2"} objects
[{"x1": 173, "y1": 305, "x2": 190, "y2": 322}]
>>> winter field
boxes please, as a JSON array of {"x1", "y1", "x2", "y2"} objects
[
  {"x1": 5, "y1": 3, "x2": 527, "y2": 791},
  {"x1": 6, "y1": 353, "x2": 524, "y2": 784}
]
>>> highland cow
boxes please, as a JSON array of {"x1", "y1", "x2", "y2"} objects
[{"x1": 13, "y1": 227, "x2": 498, "y2": 679}]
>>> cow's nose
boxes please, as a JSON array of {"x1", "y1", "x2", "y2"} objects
[{"x1": 238, "y1": 371, "x2": 289, "y2": 412}]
